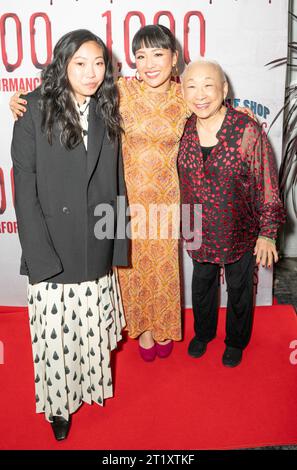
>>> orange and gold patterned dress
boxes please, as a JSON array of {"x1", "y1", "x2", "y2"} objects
[{"x1": 117, "y1": 77, "x2": 188, "y2": 342}]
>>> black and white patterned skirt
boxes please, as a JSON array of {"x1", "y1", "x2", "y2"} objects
[{"x1": 27, "y1": 269, "x2": 125, "y2": 422}]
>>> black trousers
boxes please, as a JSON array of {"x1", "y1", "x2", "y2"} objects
[{"x1": 191, "y1": 251, "x2": 255, "y2": 350}]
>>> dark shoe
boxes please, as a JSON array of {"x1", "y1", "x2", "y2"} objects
[
  {"x1": 222, "y1": 346, "x2": 242, "y2": 368},
  {"x1": 51, "y1": 416, "x2": 71, "y2": 441},
  {"x1": 188, "y1": 337, "x2": 207, "y2": 358}
]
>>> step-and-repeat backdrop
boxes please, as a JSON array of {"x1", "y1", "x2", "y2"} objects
[{"x1": 0, "y1": 0, "x2": 288, "y2": 306}]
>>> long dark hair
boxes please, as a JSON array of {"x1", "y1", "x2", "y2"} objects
[
  {"x1": 40, "y1": 29, "x2": 121, "y2": 149},
  {"x1": 132, "y1": 24, "x2": 177, "y2": 55}
]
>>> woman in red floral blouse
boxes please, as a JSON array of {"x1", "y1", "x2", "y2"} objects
[{"x1": 178, "y1": 59, "x2": 285, "y2": 367}]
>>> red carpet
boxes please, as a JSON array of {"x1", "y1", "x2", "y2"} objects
[{"x1": 0, "y1": 305, "x2": 296, "y2": 450}]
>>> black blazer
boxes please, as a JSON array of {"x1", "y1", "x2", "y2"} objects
[{"x1": 11, "y1": 88, "x2": 129, "y2": 284}]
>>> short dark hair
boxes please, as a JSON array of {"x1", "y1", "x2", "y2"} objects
[{"x1": 132, "y1": 24, "x2": 177, "y2": 55}]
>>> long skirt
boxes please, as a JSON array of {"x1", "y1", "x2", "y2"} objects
[
  {"x1": 118, "y1": 239, "x2": 182, "y2": 342},
  {"x1": 27, "y1": 269, "x2": 125, "y2": 422}
]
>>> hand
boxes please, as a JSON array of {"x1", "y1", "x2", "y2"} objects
[
  {"x1": 236, "y1": 106, "x2": 258, "y2": 122},
  {"x1": 253, "y1": 237, "x2": 278, "y2": 268},
  {"x1": 9, "y1": 89, "x2": 28, "y2": 120}
]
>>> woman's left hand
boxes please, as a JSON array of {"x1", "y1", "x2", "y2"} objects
[{"x1": 254, "y1": 237, "x2": 278, "y2": 268}]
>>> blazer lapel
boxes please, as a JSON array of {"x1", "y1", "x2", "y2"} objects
[{"x1": 87, "y1": 97, "x2": 106, "y2": 182}]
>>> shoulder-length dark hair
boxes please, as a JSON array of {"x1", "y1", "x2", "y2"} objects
[
  {"x1": 132, "y1": 24, "x2": 177, "y2": 55},
  {"x1": 40, "y1": 29, "x2": 121, "y2": 149}
]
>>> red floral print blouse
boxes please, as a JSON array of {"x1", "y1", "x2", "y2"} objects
[{"x1": 178, "y1": 107, "x2": 285, "y2": 264}]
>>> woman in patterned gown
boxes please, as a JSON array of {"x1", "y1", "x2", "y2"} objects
[{"x1": 117, "y1": 25, "x2": 188, "y2": 360}]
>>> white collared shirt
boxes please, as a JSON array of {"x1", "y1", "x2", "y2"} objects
[{"x1": 75, "y1": 96, "x2": 91, "y2": 150}]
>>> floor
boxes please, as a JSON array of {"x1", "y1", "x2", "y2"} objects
[{"x1": 248, "y1": 257, "x2": 297, "y2": 450}]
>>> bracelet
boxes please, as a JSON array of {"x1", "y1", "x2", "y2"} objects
[{"x1": 258, "y1": 236, "x2": 276, "y2": 245}]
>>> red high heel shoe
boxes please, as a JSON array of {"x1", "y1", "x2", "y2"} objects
[
  {"x1": 138, "y1": 343, "x2": 157, "y2": 362},
  {"x1": 156, "y1": 340, "x2": 173, "y2": 358}
]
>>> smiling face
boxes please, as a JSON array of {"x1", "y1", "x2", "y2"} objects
[
  {"x1": 182, "y1": 61, "x2": 228, "y2": 120},
  {"x1": 135, "y1": 46, "x2": 178, "y2": 92},
  {"x1": 67, "y1": 40, "x2": 106, "y2": 104}
]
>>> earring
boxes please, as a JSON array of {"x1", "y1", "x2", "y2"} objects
[
  {"x1": 135, "y1": 70, "x2": 142, "y2": 81},
  {"x1": 172, "y1": 64, "x2": 179, "y2": 77}
]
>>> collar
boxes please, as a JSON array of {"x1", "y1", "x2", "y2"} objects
[
  {"x1": 74, "y1": 96, "x2": 91, "y2": 115},
  {"x1": 187, "y1": 106, "x2": 241, "y2": 144}
]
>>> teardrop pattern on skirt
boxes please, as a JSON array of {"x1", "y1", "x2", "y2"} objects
[{"x1": 27, "y1": 269, "x2": 125, "y2": 422}]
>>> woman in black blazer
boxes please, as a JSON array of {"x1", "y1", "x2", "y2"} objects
[{"x1": 11, "y1": 29, "x2": 128, "y2": 441}]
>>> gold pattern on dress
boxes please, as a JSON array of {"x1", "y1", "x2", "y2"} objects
[{"x1": 117, "y1": 78, "x2": 188, "y2": 341}]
